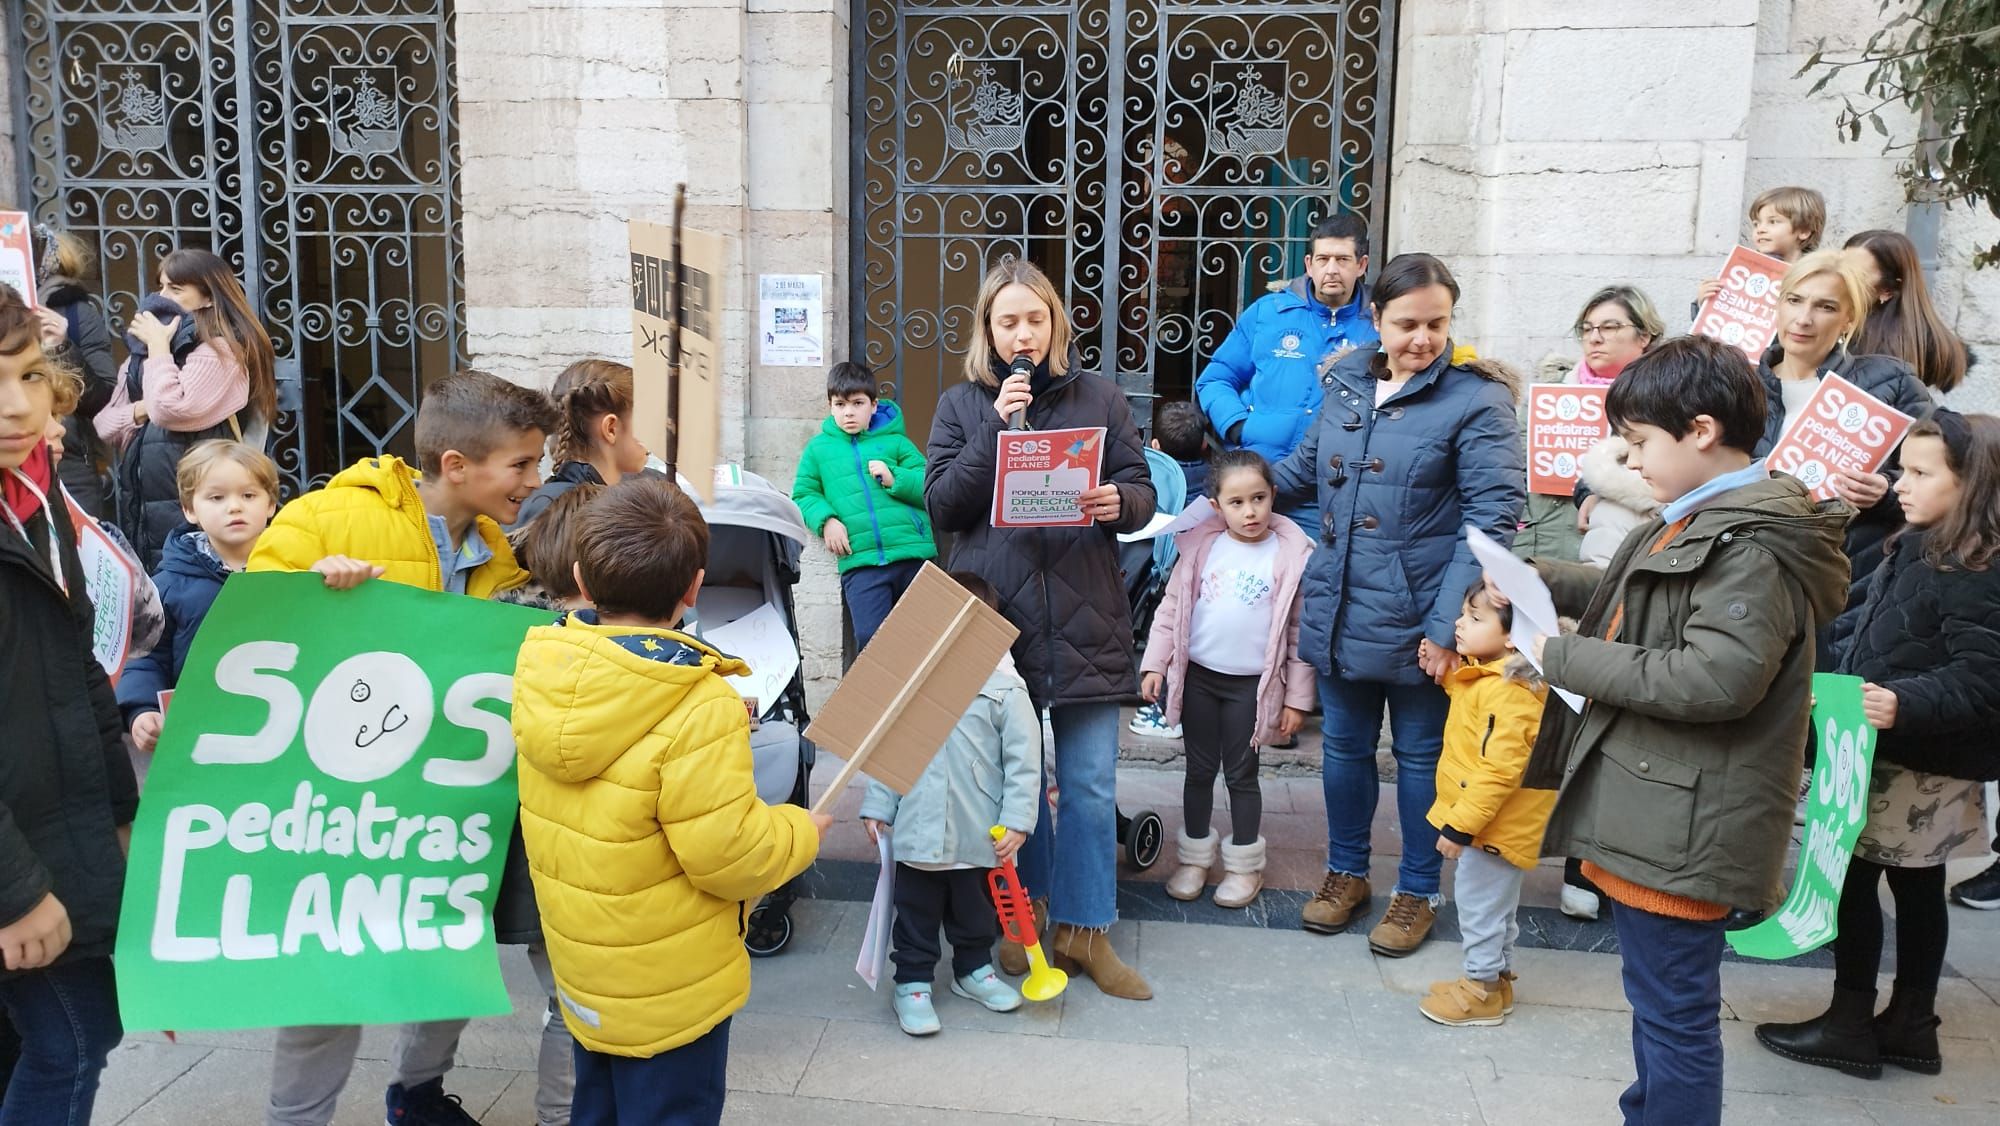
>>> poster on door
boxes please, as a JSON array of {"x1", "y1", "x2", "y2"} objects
[
  {"x1": 1525, "y1": 384, "x2": 1612, "y2": 496},
  {"x1": 1693, "y1": 245, "x2": 1788, "y2": 360},
  {"x1": 0, "y1": 212, "x2": 37, "y2": 307},
  {"x1": 757, "y1": 274, "x2": 825, "y2": 367},
  {"x1": 1763, "y1": 373, "x2": 1917, "y2": 502},
  {"x1": 992, "y1": 427, "x2": 1105, "y2": 528}
]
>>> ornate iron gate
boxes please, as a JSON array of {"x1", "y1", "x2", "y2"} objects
[
  {"x1": 851, "y1": 0, "x2": 1395, "y2": 436},
  {"x1": 11, "y1": 0, "x2": 465, "y2": 493}
]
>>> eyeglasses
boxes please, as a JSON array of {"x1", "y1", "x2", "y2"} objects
[{"x1": 1576, "y1": 321, "x2": 1634, "y2": 339}]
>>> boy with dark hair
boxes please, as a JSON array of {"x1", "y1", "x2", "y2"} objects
[
  {"x1": 512, "y1": 476, "x2": 826, "y2": 1124},
  {"x1": 1504, "y1": 335, "x2": 1850, "y2": 1125},
  {"x1": 1149, "y1": 399, "x2": 1210, "y2": 499},
  {"x1": 791, "y1": 360, "x2": 937, "y2": 650},
  {"x1": 249, "y1": 367, "x2": 556, "y2": 1126}
]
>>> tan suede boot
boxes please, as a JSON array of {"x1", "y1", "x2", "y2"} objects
[
  {"x1": 1212, "y1": 837, "x2": 1266, "y2": 909},
  {"x1": 1165, "y1": 828, "x2": 1218, "y2": 902},
  {"x1": 1050, "y1": 924, "x2": 1153, "y2": 1000},
  {"x1": 996, "y1": 897, "x2": 1046, "y2": 977}
]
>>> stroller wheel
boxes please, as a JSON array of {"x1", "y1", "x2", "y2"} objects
[
  {"x1": 1125, "y1": 808, "x2": 1165, "y2": 870},
  {"x1": 745, "y1": 905, "x2": 793, "y2": 957}
]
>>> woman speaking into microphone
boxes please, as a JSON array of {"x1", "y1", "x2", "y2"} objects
[{"x1": 925, "y1": 259, "x2": 1157, "y2": 1000}]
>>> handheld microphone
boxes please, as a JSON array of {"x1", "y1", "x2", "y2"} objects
[{"x1": 1007, "y1": 354, "x2": 1034, "y2": 430}]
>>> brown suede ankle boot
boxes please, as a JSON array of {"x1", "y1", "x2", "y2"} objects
[
  {"x1": 997, "y1": 898, "x2": 1046, "y2": 977},
  {"x1": 1050, "y1": 924, "x2": 1153, "y2": 1000}
]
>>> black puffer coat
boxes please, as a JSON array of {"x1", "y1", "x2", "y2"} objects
[
  {"x1": 41, "y1": 280, "x2": 119, "y2": 519},
  {"x1": 0, "y1": 497, "x2": 139, "y2": 978},
  {"x1": 1835, "y1": 534, "x2": 2000, "y2": 781},
  {"x1": 110, "y1": 311, "x2": 241, "y2": 571},
  {"x1": 925, "y1": 352, "x2": 1156, "y2": 709}
]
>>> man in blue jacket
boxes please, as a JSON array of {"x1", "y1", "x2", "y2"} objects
[{"x1": 1196, "y1": 213, "x2": 1378, "y2": 538}]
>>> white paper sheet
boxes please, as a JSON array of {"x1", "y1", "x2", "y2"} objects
[
  {"x1": 1465, "y1": 526, "x2": 1584, "y2": 713},
  {"x1": 855, "y1": 831, "x2": 895, "y2": 990},
  {"x1": 702, "y1": 602, "x2": 800, "y2": 708},
  {"x1": 1115, "y1": 496, "x2": 1215, "y2": 542}
]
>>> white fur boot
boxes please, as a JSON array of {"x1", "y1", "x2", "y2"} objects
[
  {"x1": 1214, "y1": 837, "x2": 1267, "y2": 909},
  {"x1": 1165, "y1": 827, "x2": 1218, "y2": 901}
]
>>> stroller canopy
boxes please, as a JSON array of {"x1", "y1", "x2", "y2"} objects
[{"x1": 680, "y1": 467, "x2": 813, "y2": 548}]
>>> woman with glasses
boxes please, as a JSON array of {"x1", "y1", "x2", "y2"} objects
[{"x1": 1514, "y1": 286, "x2": 1665, "y2": 566}]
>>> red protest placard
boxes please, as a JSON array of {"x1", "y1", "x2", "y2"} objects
[
  {"x1": 1765, "y1": 374, "x2": 1917, "y2": 501},
  {"x1": 991, "y1": 427, "x2": 1106, "y2": 528},
  {"x1": 0, "y1": 212, "x2": 37, "y2": 307},
  {"x1": 1693, "y1": 245, "x2": 1788, "y2": 360},
  {"x1": 1525, "y1": 384, "x2": 1612, "y2": 497}
]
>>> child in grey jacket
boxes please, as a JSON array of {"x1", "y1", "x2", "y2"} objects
[{"x1": 860, "y1": 572, "x2": 1042, "y2": 1037}]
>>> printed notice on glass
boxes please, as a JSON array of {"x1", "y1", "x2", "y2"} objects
[
  {"x1": 992, "y1": 427, "x2": 1105, "y2": 528},
  {"x1": 757, "y1": 274, "x2": 824, "y2": 367}
]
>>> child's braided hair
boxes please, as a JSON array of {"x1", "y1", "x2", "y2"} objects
[{"x1": 548, "y1": 359, "x2": 636, "y2": 469}]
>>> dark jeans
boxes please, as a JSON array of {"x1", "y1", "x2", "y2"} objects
[
  {"x1": 892, "y1": 864, "x2": 998, "y2": 985},
  {"x1": 841, "y1": 558, "x2": 926, "y2": 651},
  {"x1": 1318, "y1": 671, "x2": 1449, "y2": 897},
  {"x1": 1614, "y1": 904, "x2": 1725, "y2": 1126},
  {"x1": 0, "y1": 955, "x2": 121, "y2": 1126},
  {"x1": 571, "y1": 1017, "x2": 730, "y2": 1126},
  {"x1": 1182, "y1": 663, "x2": 1262, "y2": 844},
  {"x1": 1836, "y1": 858, "x2": 1948, "y2": 995}
]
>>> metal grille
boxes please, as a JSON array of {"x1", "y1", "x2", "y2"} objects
[
  {"x1": 12, "y1": 0, "x2": 465, "y2": 493},
  {"x1": 851, "y1": 0, "x2": 1395, "y2": 434}
]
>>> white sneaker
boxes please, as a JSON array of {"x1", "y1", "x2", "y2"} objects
[
  {"x1": 1559, "y1": 883, "x2": 1600, "y2": 921},
  {"x1": 1127, "y1": 703, "x2": 1182, "y2": 740}
]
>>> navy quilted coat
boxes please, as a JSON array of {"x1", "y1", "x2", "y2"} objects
[
  {"x1": 925, "y1": 355, "x2": 1156, "y2": 710},
  {"x1": 1273, "y1": 348, "x2": 1526, "y2": 684}
]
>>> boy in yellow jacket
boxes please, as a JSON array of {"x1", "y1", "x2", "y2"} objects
[
  {"x1": 247, "y1": 368, "x2": 556, "y2": 1126},
  {"x1": 1419, "y1": 583, "x2": 1556, "y2": 1027},
  {"x1": 512, "y1": 476, "x2": 827, "y2": 1125}
]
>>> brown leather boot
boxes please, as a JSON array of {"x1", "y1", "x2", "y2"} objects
[
  {"x1": 1367, "y1": 892, "x2": 1437, "y2": 957},
  {"x1": 996, "y1": 898, "x2": 1046, "y2": 977},
  {"x1": 1300, "y1": 871, "x2": 1371, "y2": 934},
  {"x1": 1050, "y1": 924, "x2": 1153, "y2": 1000}
]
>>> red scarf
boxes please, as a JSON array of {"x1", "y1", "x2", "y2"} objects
[{"x1": 2, "y1": 441, "x2": 52, "y2": 526}]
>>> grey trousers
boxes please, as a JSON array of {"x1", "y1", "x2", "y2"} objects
[
  {"x1": 265, "y1": 945, "x2": 576, "y2": 1126},
  {"x1": 1453, "y1": 847, "x2": 1526, "y2": 982}
]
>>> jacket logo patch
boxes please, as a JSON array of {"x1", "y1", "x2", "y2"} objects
[
  {"x1": 1727, "y1": 602, "x2": 1748, "y2": 620},
  {"x1": 1271, "y1": 332, "x2": 1305, "y2": 359}
]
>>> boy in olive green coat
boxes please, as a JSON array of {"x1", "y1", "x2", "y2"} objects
[{"x1": 791, "y1": 361, "x2": 938, "y2": 649}]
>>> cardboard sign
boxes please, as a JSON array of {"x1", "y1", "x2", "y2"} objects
[
  {"x1": 991, "y1": 426, "x2": 1106, "y2": 528},
  {"x1": 629, "y1": 219, "x2": 726, "y2": 501},
  {"x1": 115, "y1": 573, "x2": 553, "y2": 1031},
  {"x1": 1728, "y1": 674, "x2": 1876, "y2": 959},
  {"x1": 805, "y1": 563, "x2": 1020, "y2": 812},
  {"x1": 0, "y1": 212, "x2": 36, "y2": 306},
  {"x1": 66, "y1": 490, "x2": 136, "y2": 682},
  {"x1": 1525, "y1": 384, "x2": 1612, "y2": 497},
  {"x1": 1693, "y1": 245, "x2": 1788, "y2": 360},
  {"x1": 1764, "y1": 374, "x2": 1917, "y2": 501}
]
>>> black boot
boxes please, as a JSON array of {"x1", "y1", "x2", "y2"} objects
[
  {"x1": 1754, "y1": 985, "x2": 1882, "y2": 1079},
  {"x1": 1874, "y1": 987, "x2": 1943, "y2": 1074}
]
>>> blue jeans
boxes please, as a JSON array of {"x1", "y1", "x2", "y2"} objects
[
  {"x1": 572, "y1": 1017, "x2": 730, "y2": 1126},
  {"x1": 841, "y1": 559, "x2": 926, "y2": 651},
  {"x1": 1318, "y1": 672, "x2": 1449, "y2": 898},
  {"x1": 0, "y1": 955, "x2": 121, "y2": 1126},
  {"x1": 1614, "y1": 904, "x2": 1725, "y2": 1126},
  {"x1": 1011, "y1": 702, "x2": 1119, "y2": 929}
]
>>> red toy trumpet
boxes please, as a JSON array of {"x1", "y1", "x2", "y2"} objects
[{"x1": 986, "y1": 825, "x2": 1067, "y2": 1001}]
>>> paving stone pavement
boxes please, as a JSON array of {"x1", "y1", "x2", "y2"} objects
[{"x1": 98, "y1": 768, "x2": 2000, "y2": 1124}]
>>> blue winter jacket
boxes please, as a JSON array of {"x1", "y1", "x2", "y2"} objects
[
  {"x1": 1196, "y1": 277, "x2": 1380, "y2": 465},
  {"x1": 1274, "y1": 349, "x2": 1526, "y2": 684},
  {"x1": 116, "y1": 523, "x2": 230, "y2": 724}
]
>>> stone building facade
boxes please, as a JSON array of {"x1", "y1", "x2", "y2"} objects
[{"x1": 5, "y1": 0, "x2": 1997, "y2": 701}]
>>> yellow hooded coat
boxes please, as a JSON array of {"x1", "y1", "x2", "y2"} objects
[
  {"x1": 511, "y1": 614, "x2": 819, "y2": 1056},
  {"x1": 248, "y1": 455, "x2": 526, "y2": 596},
  {"x1": 1427, "y1": 655, "x2": 1556, "y2": 869}
]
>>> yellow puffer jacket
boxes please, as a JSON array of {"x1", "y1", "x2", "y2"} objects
[
  {"x1": 512, "y1": 613, "x2": 819, "y2": 1057},
  {"x1": 247, "y1": 455, "x2": 526, "y2": 596},
  {"x1": 1427, "y1": 655, "x2": 1556, "y2": 869}
]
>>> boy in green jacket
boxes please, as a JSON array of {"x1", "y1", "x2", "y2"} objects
[
  {"x1": 792, "y1": 361, "x2": 937, "y2": 648},
  {"x1": 1500, "y1": 336, "x2": 1850, "y2": 1126}
]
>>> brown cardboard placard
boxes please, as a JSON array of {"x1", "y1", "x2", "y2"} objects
[
  {"x1": 628, "y1": 218, "x2": 725, "y2": 500},
  {"x1": 805, "y1": 563, "x2": 1021, "y2": 813}
]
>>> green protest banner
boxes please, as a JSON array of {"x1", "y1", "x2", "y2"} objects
[
  {"x1": 1727, "y1": 673, "x2": 1878, "y2": 960},
  {"x1": 115, "y1": 572, "x2": 554, "y2": 1031}
]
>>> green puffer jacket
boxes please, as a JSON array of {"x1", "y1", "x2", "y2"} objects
[
  {"x1": 791, "y1": 401, "x2": 938, "y2": 574},
  {"x1": 1523, "y1": 475, "x2": 1851, "y2": 912}
]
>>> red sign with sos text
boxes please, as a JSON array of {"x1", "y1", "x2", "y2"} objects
[
  {"x1": 1694, "y1": 245, "x2": 1788, "y2": 360},
  {"x1": 1764, "y1": 374, "x2": 1916, "y2": 502},
  {"x1": 1525, "y1": 384, "x2": 1611, "y2": 497}
]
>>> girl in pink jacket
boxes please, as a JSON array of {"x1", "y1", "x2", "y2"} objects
[{"x1": 1140, "y1": 450, "x2": 1316, "y2": 908}]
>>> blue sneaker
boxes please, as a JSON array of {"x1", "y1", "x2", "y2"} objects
[
  {"x1": 1127, "y1": 703, "x2": 1182, "y2": 740},
  {"x1": 951, "y1": 964, "x2": 1024, "y2": 1013},
  {"x1": 893, "y1": 982, "x2": 942, "y2": 1035}
]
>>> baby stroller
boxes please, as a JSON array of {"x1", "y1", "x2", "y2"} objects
[{"x1": 686, "y1": 468, "x2": 817, "y2": 956}]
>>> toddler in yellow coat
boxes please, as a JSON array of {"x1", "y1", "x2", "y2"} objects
[
  {"x1": 1420, "y1": 582, "x2": 1557, "y2": 1028},
  {"x1": 511, "y1": 477, "x2": 829, "y2": 1125}
]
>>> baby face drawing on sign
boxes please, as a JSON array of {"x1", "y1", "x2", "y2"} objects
[{"x1": 304, "y1": 652, "x2": 436, "y2": 784}]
